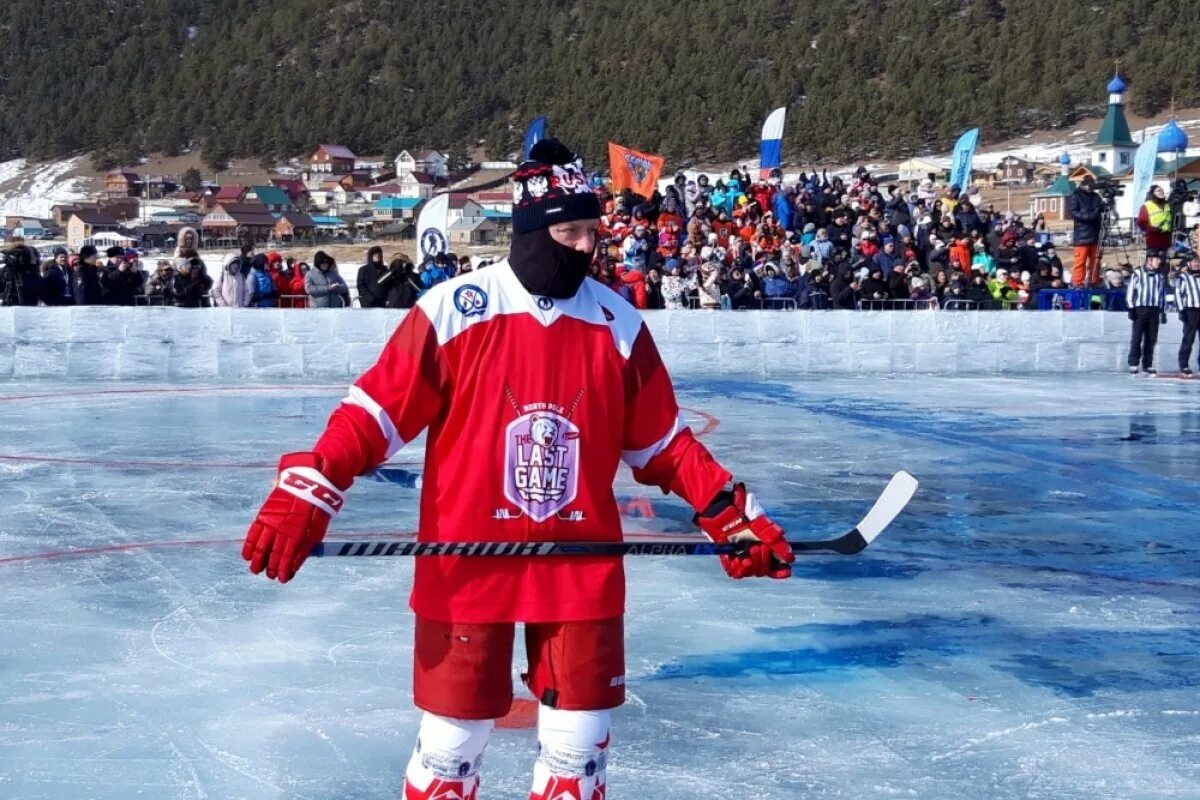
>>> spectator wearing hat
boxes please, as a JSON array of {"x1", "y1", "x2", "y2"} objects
[
  {"x1": 306, "y1": 250, "x2": 350, "y2": 308},
  {"x1": 1070, "y1": 175, "x2": 1104, "y2": 287},
  {"x1": 288, "y1": 262, "x2": 309, "y2": 306},
  {"x1": 266, "y1": 252, "x2": 290, "y2": 306},
  {"x1": 39, "y1": 247, "x2": 73, "y2": 306},
  {"x1": 174, "y1": 258, "x2": 213, "y2": 308},
  {"x1": 71, "y1": 245, "x2": 103, "y2": 305},
  {"x1": 971, "y1": 242, "x2": 996, "y2": 274},
  {"x1": 145, "y1": 261, "x2": 177, "y2": 305},
  {"x1": 384, "y1": 256, "x2": 424, "y2": 309},
  {"x1": 100, "y1": 245, "x2": 143, "y2": 305}
]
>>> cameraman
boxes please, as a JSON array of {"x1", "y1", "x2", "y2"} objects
[
  {"x1": 1070, "y1": 176, "x2": 1104, "y2": 287},
  {"x1": 1137, "y1": 185, "x2": 1171, "y2": 259}
]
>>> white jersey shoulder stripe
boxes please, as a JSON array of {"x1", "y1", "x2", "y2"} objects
[
  {"x1": 621, "y1": 412, "x2": 686, "y2": 469},
  {"x1": 343, "y1": 385, "x2": 405, "y2": 459},
  {"x1": 416, "y1": 259, "x2": 646, "y2": 361}
]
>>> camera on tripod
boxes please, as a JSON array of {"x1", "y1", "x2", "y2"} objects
[
  {"x1": 1094, "y1": 179, "x2": 1124, "y2": 207},
  {"x1": 1168, "y1": 178, "x2": 1196, "y2": 209}
]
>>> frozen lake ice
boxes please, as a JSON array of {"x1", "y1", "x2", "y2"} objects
[{"x1": 0, "y1": 375, "x2": 1198, "y2": 799}]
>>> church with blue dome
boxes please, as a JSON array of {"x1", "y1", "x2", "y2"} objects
[{"x1": 1089, "y1": 72, "x2": 1137, "y2": 172}]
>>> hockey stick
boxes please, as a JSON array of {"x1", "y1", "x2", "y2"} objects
[{"x1": 311, "y1": 471, "x2": 918, "y2": 559}]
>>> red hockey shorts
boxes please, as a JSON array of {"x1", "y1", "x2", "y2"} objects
[{"x1": 413, "y1": 616, "x2": 625, "y2": 720}]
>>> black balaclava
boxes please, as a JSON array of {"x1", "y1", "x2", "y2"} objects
[
  {"x1": 509, "y1": 227, "x2": 594, "y2": 299},
  {"x1": 509, "y1": 137, "x2": 601, "y2": 299}
]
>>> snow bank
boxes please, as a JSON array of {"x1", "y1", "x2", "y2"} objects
[{"x1": 0, "y1": 308, "x2": 1165, "y2": 381}]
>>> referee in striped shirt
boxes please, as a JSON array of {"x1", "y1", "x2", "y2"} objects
[
  {"x1": 1177, "y1": 255, "x2": 1200, "y2": 376},
  {"x1": 1126, "y1": 254, "x2": 1168, "y2": 375}
]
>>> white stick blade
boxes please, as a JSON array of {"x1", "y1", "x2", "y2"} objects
[{"x1": 855, "y1": 471, "x2": 918, "y2": 544}]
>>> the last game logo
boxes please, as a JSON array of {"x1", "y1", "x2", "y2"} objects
[{"x1": 503, "y1": 405, "x2": 580, "y2": 522}]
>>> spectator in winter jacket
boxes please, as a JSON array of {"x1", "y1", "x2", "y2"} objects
[
  {"x1": 419, "y1": 256, "x2": 450, "y2": 292},
  {"x1": 1017, "y1": 233, "x2": 1041, "y2": 273},
  {"x1": 269, "y1": 255, "x2": 292, "y2": 305},
  {"x1": 287, "y1": 262, "x2": 309, "y2": 306},
  {"x1": 386, "y1": 256, "x2": 424, "y2": 309},
  {"x1": 100, "y1": 246, "x2": 143, "y2": 305},
  {"x1": 697, "y1": 262, "x2": 723, "y2": 309},
  {"x1": 1070, "y1": 175, "x2": 1105, "y2": 286},
  {"x1": 829, "y1": 270, "x2": 858, "y2": 309},
  {"x1": 644, "y1": 268, "x2": 665, "y2": 310},
  {"x1": 873, "y1": 239, "x2": 901, "y2": 278},
  {"x1": 1136, "y1": 185, "x2": 1172, "y2": 257},
  {"x1": 859, "y1": 266, "x2": 889, "y2": 306},
  {"x1": 357, "y1": 246, "x2": 395, "y2": 308},
  {"x1": 235, "y1": 242, "x2": 255, "y2": 277},
  {"x1": 306, "y1": 251, "x2": 351, "y2": 308},
  {"x1": 971, "y1": 243, "x2": 997, "y2": 274},
  {"x1": 145, "y1": 261, "x2": 178, "y2": 305},
  {"x1": 72, "y1": 245, "x2": 103, "y2": 305},
  {"x1": 173, "y1": 259, "x2": 212, "y2": 308},
  {"x1": 38, "y1": 248, "x2": 72, "y2": 306},
  {"x1": 247, "y1": 254, "x2": 276, "y2": 308},
  {"x1": 810, "y1": 228, "x2": 834, "y2": 264},
  {"x1": 761, "y1": 264, "x2": 794, "y2": 303},
  {"x1": 965, "y1": 272, "x2": 994, "y2": 305},
  {"x1": 213, "y1": 254, "x2": 250, "y2": 307},
  {"x1": 660, "y1": 259, "x2": 696, "y2": 309}
]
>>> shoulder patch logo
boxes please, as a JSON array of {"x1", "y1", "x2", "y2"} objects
[
  {"x1": 537, "y1": 296, "x2": 554, "y2": 310},
  {"x1": 600, "y1": 305, "x2": 614, "y2": 322},
  {"x1": 453, "y1": 284, "x2": 488, "y2": 317}
]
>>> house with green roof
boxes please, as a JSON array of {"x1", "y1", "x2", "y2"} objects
[
  {"x1": 1031, "y1": 175, "x2": 1075, "y2": 222},
  {"x1": 245, "y1": 185, "x2": 295, "y2": 214}
]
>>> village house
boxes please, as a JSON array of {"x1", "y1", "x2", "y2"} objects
[
  {"x1": 399, "y1": 171, "x2": 437, "y2": 200},
  {"x1": 211, "y1": 185, "x2": 249, "y2": 206},
  {"x1": 245, "y1": 185, "x2": 295, "y2": 214},
  {"x1": 201, "y1": 202, "x2": 278, "y2": 243},
  {"x1": 395, "y1": 149, "x2": 448, "y2": 182},
  {"x1": 67, "y1": 210, "x2": 124, "y2": 250},
  {"x1": 994, "y1": 157, "x2": 1038, "y2": 185},
  {"x1": 309, "y1": 144, "x2": 357, "y2": 175},
  {"x1": 273, "y1": 211, "x2": 317, "y2": 242},
  {"x1": 1030, "y1": 176, "x2": 1075, "y2": 223},
  {"x1": 104, "y1": 170, "x2": 141, "y2": 199},
  {"x1": 373, "y1": 196, "x2": 423, "y2": 222},
  {"x1": 270, "y1": 178, "x2": 311, "y2": 210}
]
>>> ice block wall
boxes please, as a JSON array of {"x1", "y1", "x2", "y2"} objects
[{"x1": 0, "y1": 307, "x2": 1168, "y2": 380}]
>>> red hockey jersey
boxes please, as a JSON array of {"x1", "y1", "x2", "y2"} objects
[{"x1": 313, "y1": 260, "x2": 731, "y2": 623}]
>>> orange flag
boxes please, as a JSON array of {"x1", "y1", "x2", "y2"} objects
[{"x1": 608, "y1": 142, "x2": 665, "y2": 197}]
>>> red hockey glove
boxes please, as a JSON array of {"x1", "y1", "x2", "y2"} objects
[
  {"x1": 696, "y1": 483, "x2": 794, "y2": 579},
  {"x1": 242, "y1": 452, "x2": 347, "y2": 583}
]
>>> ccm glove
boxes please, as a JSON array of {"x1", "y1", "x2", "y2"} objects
[
  {"x1": 696, "y1": 483, "x2": 794, "y2": 579},
  {"x1": 242, "y1": 452, "x2": 347, "y2": 583}
]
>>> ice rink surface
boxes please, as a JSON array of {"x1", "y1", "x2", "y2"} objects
[{"x1": 0, "y1": 374, "x2": 1198, "y2": 799}]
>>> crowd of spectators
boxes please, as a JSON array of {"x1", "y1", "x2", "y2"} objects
[
  {"x1": 0, "y1": 168, "x2": 1144, "y2": 312},
  {"x1": 588, "y1": 167, "x2": 1133, "y2": 312}
]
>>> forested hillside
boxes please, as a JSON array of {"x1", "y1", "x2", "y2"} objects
[{"x1": 2, "y1": 0, "x2": 1197, "y2": 168}]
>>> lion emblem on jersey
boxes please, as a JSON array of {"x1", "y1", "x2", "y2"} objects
[{"x1": 504, "y1": 409, "x2": 580, "y2": 521}]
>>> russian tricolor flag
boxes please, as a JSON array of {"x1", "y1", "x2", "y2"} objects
[{"x1": 759, "y1": 107, "x2": 787, "y2": 179}]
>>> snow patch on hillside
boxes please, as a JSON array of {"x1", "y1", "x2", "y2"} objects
[{"x1": 0, "y1": 157, "x2": 91, "y2": 218}]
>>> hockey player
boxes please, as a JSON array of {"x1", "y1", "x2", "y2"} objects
[{"x1": 242, "y1": 139, "x2": 795, "y2": 799}]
